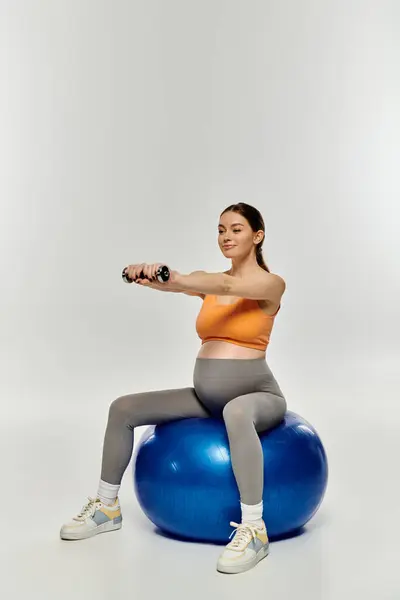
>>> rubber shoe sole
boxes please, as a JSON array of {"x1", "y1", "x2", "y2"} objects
[
  {"x1": 216, "y1": 544, "x2": 270, "y2": 575},
  {"x1": 60, "y1": 519, "x2": 122, "y2": 541}
]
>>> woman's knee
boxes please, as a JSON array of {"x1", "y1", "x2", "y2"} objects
[
  {"x1": 222, "y1": 400, "x2": 251, "y2": 429},
  {"x1": 108, "y1": 394, "x2": 136, "y2": 423}
]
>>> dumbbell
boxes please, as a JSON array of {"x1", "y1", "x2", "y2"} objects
[{"x1": 122, "y1": 265, "x2": 170, "y2": 284}]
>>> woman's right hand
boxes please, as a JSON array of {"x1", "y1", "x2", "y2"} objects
[
  {"x1": 124, "y1": 263, "x2": 173, "y2": 286},
  {"x1": 128, "y1": 263, "x2": 167, "y2": 282},
  {"x1": 124, "y1": 263, "x2": 181, "y2": 293},
  {"x1": 124, "y1": 263, "x2": 151, "y2": 283}
]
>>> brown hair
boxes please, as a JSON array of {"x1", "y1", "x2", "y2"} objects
[{"x1": 220, "y1": 202, "x2": 270, "y2": 272}]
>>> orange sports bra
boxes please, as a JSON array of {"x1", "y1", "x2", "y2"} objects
[{"x1": 195, "y1": 294, "x2": 280, "y2": 352}]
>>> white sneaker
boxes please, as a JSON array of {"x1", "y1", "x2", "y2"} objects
[
  {"x1": 217, "y1": 521, "x2": 270, "y2": 574},
  {"x1": 60, "y1": 497, "x2": 122, "y2": 540}
]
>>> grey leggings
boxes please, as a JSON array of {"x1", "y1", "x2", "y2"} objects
[{"x1": 101, "y1": 357, "x2": 287, "y2": 505}]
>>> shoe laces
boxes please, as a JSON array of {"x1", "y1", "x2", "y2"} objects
[
  {"x1": 227, "y1": 522, "x2": 260, "y2": 551},
  {"x1": 73, "y1": 497, "x2": 102, "y2": 522}
]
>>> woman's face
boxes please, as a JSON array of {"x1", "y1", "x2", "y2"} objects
[{"x1": 218, "y1": 212, "x2": 258, "y2": 258}]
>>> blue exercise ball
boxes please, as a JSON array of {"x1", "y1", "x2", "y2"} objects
[{"x1": 133, "y1": 411, "x2": 328, "y2": 543}]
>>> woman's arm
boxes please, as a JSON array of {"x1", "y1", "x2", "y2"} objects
[
  {"x1": 175, "y1": 270, "x2": 227, "y2": 295},
  {"x1": 180, "y1": 290, "x2": 205, "y2": 298},
  {"x1": 136, "y1": 280, "x2": 204, "y2": 298},
  {"x1": 176, "y1": 269, "x2": 285, "y2": 301}
]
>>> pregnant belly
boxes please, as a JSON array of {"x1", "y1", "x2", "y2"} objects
[{"x1": 196, "y1": 340, "x2": 266, "y2": 360}]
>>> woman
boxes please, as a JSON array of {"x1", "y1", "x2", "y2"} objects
[{"x1": 60, "y1": 202, "x2": 287, "y2": 575}]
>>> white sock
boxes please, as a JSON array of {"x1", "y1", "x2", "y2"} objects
[
  {"x1": 97, "y1": 480, "x2": 120, "y2": 506},
  {"x1": 240, "y1": 501, "x2": 264, "y2": 528}
]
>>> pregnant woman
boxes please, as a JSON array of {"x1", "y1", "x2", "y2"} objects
[{"x1": 60, "y1": 202, "x2": 287, "y2": 575}]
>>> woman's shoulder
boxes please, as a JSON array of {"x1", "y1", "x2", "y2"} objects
[{"x1": 225, "y1": 267, "x2": 285, "y2": 286}]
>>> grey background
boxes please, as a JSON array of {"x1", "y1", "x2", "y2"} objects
[{"x1": 0, "y1": 1, "x2": 399, "y2": 598}]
